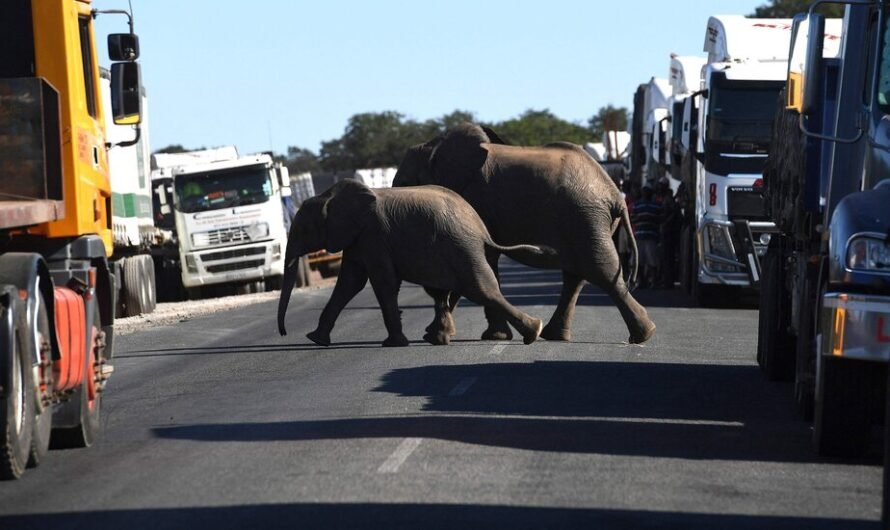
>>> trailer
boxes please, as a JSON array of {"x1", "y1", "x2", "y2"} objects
[
  {"x1": 101, "y1": 68, "x2": 156, "y2": 317},
  {"x1": 757, "y1": 4, "x2": 886, "y2": 463},
  {"x1": 0, "y1": 0, "x2": 143, "y2": 479}
]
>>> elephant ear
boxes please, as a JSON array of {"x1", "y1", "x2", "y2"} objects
[
  {"x1": 322, "y1": 180, "x2": 377, "y2": 253},
  {"x1": 480, "y1": 125, "x2": 510, "y2": 145},
  {"x1": 429, "y1": 124, "x2": 490, "y2": 192}
]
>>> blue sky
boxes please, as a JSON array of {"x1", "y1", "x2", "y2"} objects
[{"x1": 94, "y1": 0, "x2": 768, "y2": 156}]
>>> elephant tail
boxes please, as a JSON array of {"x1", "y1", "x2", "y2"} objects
[
  {"x1": 618, "y1": 202, "x2": 639, "y2": 288},
  {"x1": 490, "y1": 242, "x2": 560, "y2": 269}
]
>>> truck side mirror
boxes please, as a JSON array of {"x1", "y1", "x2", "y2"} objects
[
  {"x1": 110, "y1": 62, "x2": 142, "y2": 125},
  {"x1": 801, "y1": 13, "x2": 825, "y2": 115},
  {"x1": 108, "y1": 33, "x2": 140, "y2": 61}
]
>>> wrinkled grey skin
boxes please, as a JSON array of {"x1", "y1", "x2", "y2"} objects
[
  {"x1": 277, "y1": 179, "x2": 547, "y2": 347},
  {"x1": 393, "y1": 122, "x2": 655, "y2": 344}
]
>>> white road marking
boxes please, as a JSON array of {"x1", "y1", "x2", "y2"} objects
[
  {"x1": 488, "y1": 342, "x2": 509, "y2": 355},
  {"x1": 377, "y1": 437, "x2": 423, "y2": 473},
  {"x1": 448, "y1": 376, "x2": 478, "y2": 396}
]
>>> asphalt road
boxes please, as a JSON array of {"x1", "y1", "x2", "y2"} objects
[{"x1": 0, "y1": 260, "x2": 882, "y2": 529}]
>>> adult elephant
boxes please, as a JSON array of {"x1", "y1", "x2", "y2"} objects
[{"x1": 392, "y1": 123, "x2": 655, "y2": 344}]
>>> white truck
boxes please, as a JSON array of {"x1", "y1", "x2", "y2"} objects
[
  {"x1": 665, "y1": 54, "x2": 706, "y2": 188},
  {"x1": 629, "y1": 77, "x2": 671, "y2": 184},
  {"x1": 150, "y1": 147, "x2": 290, "y2": 298},
  {"x1": 676, "y1": 16, "x2": 795, "y2": 304},
  {"x1": 100, "y1": 68, "x2": 157, "y2": 317}
]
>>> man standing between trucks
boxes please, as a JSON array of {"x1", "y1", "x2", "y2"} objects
[{"x1": 632, "y1": 184, "x2": 663, "y2": 288}]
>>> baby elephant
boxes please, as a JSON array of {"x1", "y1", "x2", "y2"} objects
[{"x1": 277, "y1": 179, "x2": 547, "y2": 347}]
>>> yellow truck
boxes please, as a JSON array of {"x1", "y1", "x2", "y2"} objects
[{"x1": 0, "y1": 0, "x2": 142, "y2": 479}]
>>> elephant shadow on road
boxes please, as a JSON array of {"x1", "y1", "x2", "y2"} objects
[{"x1": 152, "y1": 360, "x2": 880, "y2": 465}]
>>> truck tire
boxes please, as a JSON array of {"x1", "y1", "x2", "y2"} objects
[
  {"x1": 757, "y1": 242, "x2": 794, "y2": 381},
  {"x1": 794, "y1": 262, "x2": 820, "y2": 421},
  {"x1": 679, "y1": 224, "x2": 694, "y2": 296},
  {"x1": 0, "y1": 296, "x2": 34, "y2": 480},
  {"x1": 141, "y1": 255, "x2": 157, "y2": 313},
  {"x1": 51, "y1": 303, "x2": 102, "y2": 449},
  {"x1": 814, "y1": 356, "x2": 872, "y2": 457},
  {"x1": 122, "y1": 256, "x2": 147, "y2": 317},
  {"x1": 28, "y1": 288, "x2": 52, "y2": 468}
]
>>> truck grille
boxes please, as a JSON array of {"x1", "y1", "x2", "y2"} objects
[
  {"x1": 207, "y1": 227, "x2": 250, "y2": 245},
  {"x1": 202, "y1": 246, "x2": 265, "y2": 263},
  {"x1": 206, "y1": 259, "x2": 265, "y2": 274},
  {"x1": 728, "y1": 187, "x2": 767, "y2": 220}
]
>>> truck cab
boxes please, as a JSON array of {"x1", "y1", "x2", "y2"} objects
[
  {"x1": 151, "y1": 148, "x2": 288, "y2": 295},
  {"x1": 680, "y1": 16, "x2": 793, "y2": 302}
]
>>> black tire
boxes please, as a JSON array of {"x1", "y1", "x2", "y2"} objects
[
  {"x1": 757, "y1": 243, "x2": 795, "y2": 381},
  {"x1": 141, "y1": 255, "x2": 157, "y2": 313},
  {"x1": 28, "y1": 288, "x2": 52, "y2": 468},
  {"x1": 814, "y1": 356, "x2": 872, "y2": 457},
  {"x1": 51, "y1": 303, "x2": 102, "y2": 449},
  {"x1": 794, "y1": 262, "x2": 820, "y2": 421},
  {"x1": 122, "y1": 257, "x2": 146, "y2": 317},
  {"x1": 679, "y1": 224, "x2": 694, "y2": 296},
  {"x1": 0, "y1": 297, "x2": 34, "y2": 480}
]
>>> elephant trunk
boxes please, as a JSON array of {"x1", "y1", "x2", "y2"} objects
[{"x1": 277, "y1": 237, "x2": 302, "y2": 336}]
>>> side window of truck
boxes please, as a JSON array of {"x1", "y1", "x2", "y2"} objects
[
  {"x1": 78, "y1": 16, "x2": 98, "y2": 118},
  {"x1": 879, "y1": 8, "x2": 890, "y2": 109}
]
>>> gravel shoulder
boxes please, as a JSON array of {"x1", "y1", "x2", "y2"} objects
[{"x1": 114, "y1": 279, "x2": 335, "y2": 336}]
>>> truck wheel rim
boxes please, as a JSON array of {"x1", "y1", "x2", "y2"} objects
[{"x1": 11, "y1": 332, "x2": 23, "y2": 436}]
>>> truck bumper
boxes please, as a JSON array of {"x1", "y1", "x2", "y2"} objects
[
  {"x1": 697, "y1": 219, "x2": 776, "y2": 286},
  {"x1": 820, "y1": 293, "x2": 890, "y2": 362},
  {"x1": 181, "y1": 241, "x2": 284, "y2": 288}
]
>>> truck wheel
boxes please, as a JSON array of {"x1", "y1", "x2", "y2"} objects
[
  {"x1": 679, "y1": 225, "x2": 694, "y2": 296},
  {"x1": 0, "y1": 296, "x2": 34, "y2": 480},
  {"x1": 51, "y1": 304, "x2": 102, "y2": 449},
  {"x1": 142, "y1": 255, "x2": 157, "y2": 313},
  {"x1": 28, "y1": 289, "x2": 52, "y2": 468},
  {"x1": 757, "y1": 244, "x2": 794, "y2": 381},
  {"x1": 122, "y1": 257, "x2": 146, "y2": 317},
  {"x1": 814, "y1": 356, "x2": 872, "y2": 457}
]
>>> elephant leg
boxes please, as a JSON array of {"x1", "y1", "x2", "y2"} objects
[
  {"x1": 422, "y1": 288, "x2": 454, "y2": 346},
  {"x1": 308, "y1": 258, "x2": 368, "y2": 346},
  {"x1": 368, "y1": 269, "x2": 410, "y2": 347},
  {"x1": 423, "y1": 288, "x2": 458, "y2": 338},
  {"x1": 481, "y1": 249, "x2": 513, "y2": 341},
  {"x1": 460, "y1": 268, "x2": 542, "y2": 345},
  {"x1": 541, "y1": 271, "x2": 584, "y2": 341},
  {"x1": 581, "y1": 247, "x2": 656, "y2": 344}
]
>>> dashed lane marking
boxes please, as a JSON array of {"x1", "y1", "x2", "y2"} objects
[
  {"x1": 377, "y1": 437, "x2": 423, "y2": 473},
  {"x1": 488, "y1": 342, "x2": 509, "y2": 355},
  {"x1": 448, "y1": 376, "x2": 478, "y2": 396}
]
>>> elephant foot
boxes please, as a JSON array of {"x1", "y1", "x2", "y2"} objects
[
  {"x1": 521, "y1": 318, "x2": 544, "y2": 345},
  {"x1": 422, "y1": 330, "x2": 451, "y2": 346},
  {"x1": 383, "y1": 334, "x2": 410, "y2": 347},
  {"x1": 307, "y1": 330, "x2": 331, "y2": 347},
  {"x1": 628, "y1": 321, "x2": 657, "y2": 345},
  {"x1": 481, "y1": 326, "x2": 513, "y2": 341},
  {"x1": 541, "y1": 323, "x2": 572, "y2": 341},
  {"x1": 425, "y1": 321, "x2": 457, "y2": 337}
]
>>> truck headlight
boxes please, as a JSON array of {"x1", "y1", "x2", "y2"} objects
[
  {"x1": 191, "y1": 231, "x2": 210, "y2": 247},
  {"x1": 706, "y1": 224, "x2": 735, "y2": 259},
  {"x1": 245, "y1": 222, "x2": 269, "y2": 241},
  {"x1": 847, "y1": 236, "x2": 890, "y2": 272},
  {"x1": 185, "y1": 254, "x2": 199, "y2": 273}
]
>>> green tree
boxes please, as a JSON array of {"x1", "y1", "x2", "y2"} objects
[
  {"x1": 493, "y1": 109, "x2": 591, "y2": 146},
  {"x1": 587, "y1": 105, "x2": 629, "y2": 139},
  {"x1": 153, "y1": 144, "x2": 190, "y2": 154},
  {"x1": 750, "y1": 0, "x2": 844, "y2": 17},
  {"x1": 284, "y1": 146, "x2": 320, "y2": 174}
]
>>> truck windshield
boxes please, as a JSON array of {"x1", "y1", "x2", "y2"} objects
[
  {"x1": 705, "y1": 81, "x2": 783, "y2": 175},
  {"x1": 174, "y1": 166, "x2": 272, "y2": 213}
]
